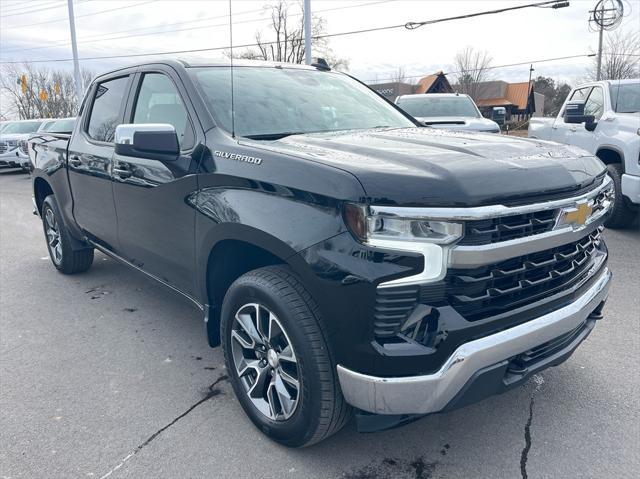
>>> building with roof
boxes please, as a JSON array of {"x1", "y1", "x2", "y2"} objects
[
  {"x1": 473, "y1": 81, "x2": 545, "y2": 123},
  {"x1": 368, "y1": 71, "x2": 453, "y2": 102},
  {"x1": 414, "y1": 72, "x2": 453, "y2": 94}
]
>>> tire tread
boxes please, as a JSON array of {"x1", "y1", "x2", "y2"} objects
[{"x1": 229, "y1": 265, "x2": 352, "y2": 446}]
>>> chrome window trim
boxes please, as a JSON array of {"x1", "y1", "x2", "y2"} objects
[{"x1": 369, "y1": 175, "x2": 611, "y2": 221}]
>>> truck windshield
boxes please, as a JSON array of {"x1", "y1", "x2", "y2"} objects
[
  {"x1": 2, "y1": 121, "x2": 43, "y2": 134},
  {"x1": 189, "y1": 66, "x2": 414, "y2": 139},
  {"x1": 396, "y1": 96, "x2": 480, "y2": 118},
  {"x1": 609, "y1": 82, "x2": 640, "y2": 113}
]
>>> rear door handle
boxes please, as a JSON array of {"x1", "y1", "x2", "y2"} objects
[
  {"x1": 69, "y1": 156, "x2": 82, "y2": 167},
  {"x1": 113, "y1": 164, "x2": 132, "y2": 179}
]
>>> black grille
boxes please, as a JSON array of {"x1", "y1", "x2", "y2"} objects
[
  {"x1": 459, "y1": 209, "x2": 558, "y2": 246},
  {"x1": 446, "y1": 228, "x2": 604, "y2": 322},
  {"x1": 591, "y1": 188, "x2": 611, "y2": 217},
  {"x1": 0, "y1": 142, "x2": 7, "y2": 154},
  {"x1": 508, "y1": 320, "x2": 590, "y2": 375},
  {"x1": 373, "y1": 286, "x2": 419, "y2": 338},
  {"x1": 372, "y1": 229, "x2": 606, "y2": 341}
]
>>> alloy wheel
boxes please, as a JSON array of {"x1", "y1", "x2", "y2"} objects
[
  {"x1": 230, "y1": 303, "x2": 300, "y2": 421},
  {"x1": 45, "y1": 208, "x2": 62, "y2": 265}
]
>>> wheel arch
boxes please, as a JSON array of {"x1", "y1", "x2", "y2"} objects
[
  {"x1": 596, "y1": 146, "x2": 624, "y2": 168},
  {"x1": 200, "y1": 225, "x2": 312, "y2": 347},
  {"x1": 33, "y1": 176, "x2": 54, "y2": 216}
]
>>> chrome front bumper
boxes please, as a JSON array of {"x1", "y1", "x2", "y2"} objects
[{"x1": 337, "y1": 268, "x2": 611, "y2": 415}]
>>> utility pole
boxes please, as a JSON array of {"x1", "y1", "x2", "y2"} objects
[
  {"x1": 596, "y1": 2, "x2": 604, "y2": 80},
  {"x1": 528, "y1": 64, "x2": 535, "y2": 116},
  {"x1": 67, "y1": 0, "x2": 83, "y2": 106},
  {"x1": 589, "y1": 0, "x2": 624, "y2": 81},
  {"x1": 303, "y1": 0, "x2": 311, "y2": 65}
]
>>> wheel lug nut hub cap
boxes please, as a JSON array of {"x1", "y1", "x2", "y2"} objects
[{"x1": 267, "y1": 349, "x2": 279, "y2": 369}]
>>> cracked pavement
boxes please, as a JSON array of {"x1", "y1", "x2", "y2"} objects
[{"x1": 1, "y1": 169, "x2": 639, "y2": 478}]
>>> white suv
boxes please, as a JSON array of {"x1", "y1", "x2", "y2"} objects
[{"x1": 0, "y1": 119, "x2": 45, "y2": 170}]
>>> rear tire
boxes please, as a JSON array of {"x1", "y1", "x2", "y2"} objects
[
  {"x1": 42, "y1": 195, "x2": 94, "y2": 274},
  {"x1": 605, "y1": 163, "x2": 638, "y2": 229},
  {"x1": 221, "y1": 265, "x2": 351, "y2": 447}
]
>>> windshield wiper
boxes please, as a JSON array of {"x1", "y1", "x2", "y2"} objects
[{"x1": 243, "y1": 132, "x2": 306, "y2": 140}]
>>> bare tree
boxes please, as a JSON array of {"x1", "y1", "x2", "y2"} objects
[
  {"x1": 0, "y1": 63, "x2": 92, "y2": 119},
  {"x1": 588, "y1": 30, "x2": 640, "y2": 80},
  {"x1": 453, "y1": 47, "x2": 493, "y2": 101},
  {"x1": 232, "y1": 1, "x2": 349, "y2": 70},
  {"x1": 392, "y1": 66, "x2": 407, "y2": 84}
]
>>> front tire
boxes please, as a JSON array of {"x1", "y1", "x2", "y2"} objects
[
  {"x1": 42, "y1": 195, "x2": 94, "y2": 274},
  {"x1": 605, "y1": 163, "x2": 638, "y2": 228},
  {"x1": 221, "y1": 265, "x2": 351, "y2": 447}
]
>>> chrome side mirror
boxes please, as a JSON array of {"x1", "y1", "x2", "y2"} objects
[{"x1": 114, "y1": 124, "x2": 179, "y2": 162}]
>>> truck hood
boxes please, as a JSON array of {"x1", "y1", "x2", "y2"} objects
[
  {"x1": 246, "y1": 127, "x2": 605, "y2": 207},
  {"x1": 415, "y1": 116, "x2": 500, "y2": 133}
]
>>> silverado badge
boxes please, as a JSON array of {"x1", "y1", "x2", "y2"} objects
[{"x1": 214, "y1": 150, "x2": 263, "y2": 165}]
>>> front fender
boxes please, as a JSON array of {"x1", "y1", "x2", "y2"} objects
[{"x1": 192, "y1": 185, "x2": 348, "y2": 303}]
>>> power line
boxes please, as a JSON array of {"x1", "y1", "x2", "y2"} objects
[
  {"x1": 0, "y1": 0, "x2": 62, "y2": 15},
  {"x1": 0, "y1": 0, "x2": 85, "y2": 18},
  {"x1": 0, "y1": 0, "x2": 157, "y2": 29},
  {"x1": 405, "y1": 0, "x2": 569, "y2": 29},
  {"x1": 2, "y1": 0, "x2": 396, "y2": 55},
  {"x1": 363, "y1": 54, "x2": 601, "y2": 84},
  {"x1": 1, "y1": 7, "x2": 268, "y2": 54},
  {"x1": 0, "y1": 1, "x2": 576, "y2": 65}
]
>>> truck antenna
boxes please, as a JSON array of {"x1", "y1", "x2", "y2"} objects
[{"x1": 228, "y1": 0, "x2": 236, "y2": 139}]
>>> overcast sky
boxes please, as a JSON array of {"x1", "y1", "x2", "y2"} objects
[{"x1": 1, "y1": 0, "x2": 639, "y2": 87}]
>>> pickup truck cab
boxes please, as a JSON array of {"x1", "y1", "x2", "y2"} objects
[
  {"x1": 30, "y1": 60, "x2": 613, "y2": 447},
  {"x1": 529, "y1": 79, "x2": 640, "y2": 227}
]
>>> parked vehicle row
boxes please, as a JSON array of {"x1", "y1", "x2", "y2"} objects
[
  {"x1": 0, "y1": 117, "x2": 75, "y2": 171},
  {"x1": 29, "y1": 59, "x2": 612, "y2": 447},
  {"x1": 529, "y1": 79, "x2": 640, "y2": 227}
]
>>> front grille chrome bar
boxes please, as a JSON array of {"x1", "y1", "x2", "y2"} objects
[{"x1": 370, "y1": 175, "x2": 612, "y2": 221}]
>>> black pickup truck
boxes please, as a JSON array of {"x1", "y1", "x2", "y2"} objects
[{"x1": 29, "y1": 59, "x2": 613, "y2": 447}]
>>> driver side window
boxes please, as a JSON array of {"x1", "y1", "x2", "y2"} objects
[
  {"x1": 562, "y1": 87, "x2": 590, "y2": 122},
  {"x1": 132, "y1": 73, "x2": 194, "y2": 150},
  {"x1": 584, "y1": 87, "x2": 604, "y2": 120}
]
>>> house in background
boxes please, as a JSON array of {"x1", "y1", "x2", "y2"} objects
[
  {"x1": 413, "y1": 71, "x2": 453, "y2": 94},
  {"x1": 474, "y1": 81, "x2": 545, "y2": 123},
  {"x1": 369, "y1": 71, "x2": 453, "y2": 101}
]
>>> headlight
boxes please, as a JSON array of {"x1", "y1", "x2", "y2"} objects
[
  {"x1": 344, "y1": 204, "x2": 463, "y2": 245},
  {"x1": 344, "y1": 204, "x2": 462, "y2": 286}
]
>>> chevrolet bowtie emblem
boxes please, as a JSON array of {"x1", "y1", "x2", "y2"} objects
[{"x1": 558, "y1": 201, "x2": 593, "y2": 228}]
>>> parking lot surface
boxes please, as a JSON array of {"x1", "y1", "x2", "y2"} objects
[{"x1": 1, "y1": 169, "x2": 638, "y2": 479}]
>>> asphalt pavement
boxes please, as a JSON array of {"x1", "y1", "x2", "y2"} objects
[{"x1": 1, "y1": 168, "x2": 638, "y2": 479}]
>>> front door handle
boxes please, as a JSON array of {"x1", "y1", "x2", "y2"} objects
[
  {"x1": 69, "y1": 156, "x2": 82, "y2": 167},
  {"x1": 113, "y1": 165, "x2": 132, "y2": 179}
]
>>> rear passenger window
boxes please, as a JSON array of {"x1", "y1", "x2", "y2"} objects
[
  {"x1": 132, "y1": 73, "x2": 194, "y2": 150},
  {"x1": 87, "y1": 76, "x2": 129, "y2": 142}
]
